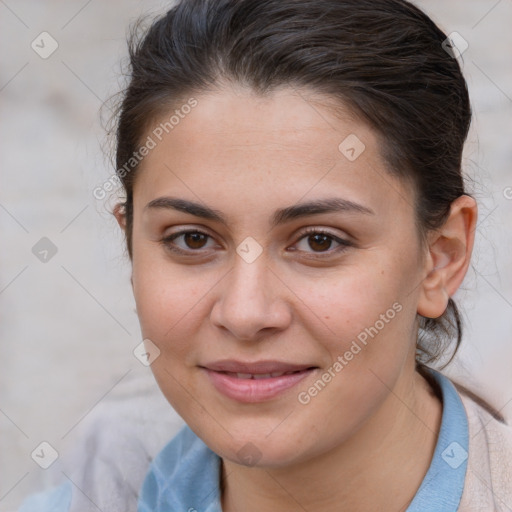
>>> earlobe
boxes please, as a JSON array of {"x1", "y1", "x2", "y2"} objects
[
  {"x1": 113, "y1": 202, "x2": 127, "y2": 232},
  {"x1": 417, "y1": 195, "x2": 477, "y2": 319}
]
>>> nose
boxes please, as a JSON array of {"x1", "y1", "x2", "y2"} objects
[{"x1": 210, "y1": 254, "x2": 292, "y2": 342}]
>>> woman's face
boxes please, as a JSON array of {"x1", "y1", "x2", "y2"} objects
[{"x1": 127, "y1": 86, "x2": 429, "y2": 467}]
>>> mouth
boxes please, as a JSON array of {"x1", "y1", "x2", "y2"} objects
[
  {"x1": 219, "y1": 369, "x2": 307, "y2": 379},
  {"x1": 199, "y1": 360, "x2": 318, "y2": 403}
]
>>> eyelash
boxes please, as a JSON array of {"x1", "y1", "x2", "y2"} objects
[{"x1": 160, "y1": 227, "x2": 353, "y2": 259}]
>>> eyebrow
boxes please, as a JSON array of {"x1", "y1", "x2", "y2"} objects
[{"x1": 145, "y1": 196, "x2": 374, "y2": 228}]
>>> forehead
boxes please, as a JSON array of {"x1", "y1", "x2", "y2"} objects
[{"x1": 133, "y1": 86, "x2": 414, "y2": 222}]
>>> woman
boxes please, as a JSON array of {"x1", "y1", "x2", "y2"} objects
[{"x1": 18, "y1": 0, "x2": 512, "y2": 510}]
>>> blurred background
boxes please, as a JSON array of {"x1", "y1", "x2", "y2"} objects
[{"x1": 1, "y1": 0, "x2": 511, "y2": 510}]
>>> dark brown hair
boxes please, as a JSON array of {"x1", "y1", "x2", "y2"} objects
[{"x1": 109, "y1": 0, "x2": 472, "y2": 371}]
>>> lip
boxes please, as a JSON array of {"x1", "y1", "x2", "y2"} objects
[
  {"x1": 202, "y1": 359, "x2": 314, "y2": 374},
  {"x1": 200, "y1": 360, "x2": 318, "y2": 403}
]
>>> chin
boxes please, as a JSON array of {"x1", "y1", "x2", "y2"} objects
[{"x1": 199, "y1": 424, "x2": 314, "y2": 469}]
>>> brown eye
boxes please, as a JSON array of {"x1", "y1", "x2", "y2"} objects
[
  {"x1": 293, "y1": 229, "x2": 352, "y2": 257},
  {"x1": 306, "y1": 233, "x2": 333, "y2": 252},
  {"x1": 182, "y1": 232, "x2": 208, "y2": 249},
  {"x1": 161, "y1": 230, "x2": 215, "y2": 254}
]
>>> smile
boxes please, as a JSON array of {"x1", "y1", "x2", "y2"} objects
[{"x1": 200, "y1": 362, "x2": 318, "y2": 403}]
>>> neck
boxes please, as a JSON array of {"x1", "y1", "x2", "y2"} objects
[{"x1": 221, "y1": 366, "x2": 442, "y2": 512}]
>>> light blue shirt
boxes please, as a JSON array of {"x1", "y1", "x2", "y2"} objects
[{"x1": 18, "y1": 368, "x2": 469, "y2": 511}]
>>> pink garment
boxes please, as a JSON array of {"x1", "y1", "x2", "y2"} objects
[{"x1": 455, "y1": 382, "x2": 512, "y2": 511}]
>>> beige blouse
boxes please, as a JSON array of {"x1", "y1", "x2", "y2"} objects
[{"x1": 455, "y1": 381, "x2": 512, "y2": 511}]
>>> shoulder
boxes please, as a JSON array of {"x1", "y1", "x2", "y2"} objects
[
  {"x1": 17, "y1": 371, "x2": 185, "y2": 512},
  {"x1": 452, "y1": 379, "x2": 512, "y2": 511},
  {"x1": 138, "y1": 425, "x2": 222, "y2": 511}
]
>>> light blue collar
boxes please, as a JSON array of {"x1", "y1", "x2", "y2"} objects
[{"x1": 405, "y1": 367, "x2": 469, "y2": 511}]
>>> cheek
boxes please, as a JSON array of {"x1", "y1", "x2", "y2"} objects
[
  {"x1": 288, "y1": 261, "x2": 410, "y2": 342},
  {"x1": 131, "y1": 258, "x2": 211, "y2": 413},
  {"x1": 286, "y1": 273, "x2": 415, "y2": 454},
  {"x1": 131, "y1": 253, "x2": 216, "y2": 359}
]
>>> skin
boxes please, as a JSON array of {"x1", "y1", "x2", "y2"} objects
[{"x1": 114, "y1": 85, "x2": 477, "y2": 511}]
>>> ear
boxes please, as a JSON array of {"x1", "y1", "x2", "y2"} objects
[
  {"x1": 417, "y1": 195, "x2": 477, "y2": 319},
  {"x1": 113, "y1": 202, "x2": 135, "y2": 291},
  {"x1": 113, "y1": 202, "x2": 127, "y2": 232}
]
